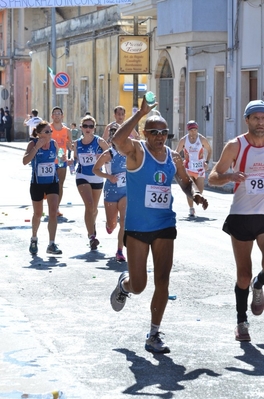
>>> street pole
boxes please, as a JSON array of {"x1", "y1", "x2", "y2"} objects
[
  {"x1": 51, "y1": 7, "x2": 56, "y2": 108},
  {"x1": 133, "y1": 16, "x2": 138, "y2": 114}
]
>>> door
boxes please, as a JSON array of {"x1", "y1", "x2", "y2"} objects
[{"x1": 159, "y1": 79, "x2": 173, "y2": 148}]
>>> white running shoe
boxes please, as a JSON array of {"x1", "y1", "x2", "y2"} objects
[
  {"x1": 145, "y1": 332, "x2": 170, "y2": 353},
  {"x1": 110, "y1": 271, "x2": 130, "y2": 312}
]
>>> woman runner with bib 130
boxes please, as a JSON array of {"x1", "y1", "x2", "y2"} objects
[{"x1": 23, "y1": 121, "x2": 63, "y2": 256}]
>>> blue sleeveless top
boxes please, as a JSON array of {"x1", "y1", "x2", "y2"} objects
[
  {"x1": 76, "y1": 135, "x2": 103, "y2": 177},
  {"x1": 125, "y1": 141, "x2": 176, "y2": 232},
  {"x1": 31, "y1": 139, "x2": 58, "y2": 184},
  {"x1": 104, "y1": 147, "x2": 127, "y2": 198}
]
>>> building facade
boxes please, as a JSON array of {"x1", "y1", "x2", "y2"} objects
[
  {"x1": 3, "y1": 0, "x2": 264, "y2": 149},
  {"x1": 121, "y1": 0, "x2": 264, "y2": 160},
  {"x1": 0, "y1": 6, "x2": 147, "y2": 140}
]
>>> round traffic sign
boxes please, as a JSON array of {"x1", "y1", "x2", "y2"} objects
[{"x1": 54, "y1": 72, "x2": 70, "y2": 88}]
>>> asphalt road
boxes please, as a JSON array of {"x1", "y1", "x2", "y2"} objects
[{"x1": 1, "y1": 142, "x2": 264, "y2": 399}]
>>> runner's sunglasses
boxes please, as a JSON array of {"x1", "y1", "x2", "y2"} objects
[
  {"x1": 82, "y1": 124, "x2": 95, "y2": 129},
  {"x1": 145, "y1": 129, "x2": 169, "y2": 136}
]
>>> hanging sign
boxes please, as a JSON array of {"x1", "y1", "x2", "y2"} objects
[
  {"x1": 118, "y1": 35, "x2": 150, "y2": 74},
  {"x1": 0, "y1": 0, "x2": 131, "y2": 8}
]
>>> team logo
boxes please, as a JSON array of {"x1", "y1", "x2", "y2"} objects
[{"x1": 153, "y1": 171, "x2": 167, "y2": 185}]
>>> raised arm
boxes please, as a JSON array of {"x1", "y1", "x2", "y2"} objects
[{"x1": 113, "y1": 96, "x2": 156, "y2": 157}]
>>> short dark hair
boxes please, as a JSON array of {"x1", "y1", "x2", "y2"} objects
[
  {"x1": 51, "y1": 106, "x2": 63, "y2": 115},
  {"x1": 31, "y1": 109, "x2": 38, "y2": 117},
  {"x1": 114, "y1": 106, "x2": 125, "y2": 114}
]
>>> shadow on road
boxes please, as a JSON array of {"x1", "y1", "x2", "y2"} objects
[
  {"x1": 23, "y1": 255, "x2": 67, "y2": 270},
  {"x1": 178, "y1": 216, "x2": 217, "y2": 223},
  {"x1": 114, "y1": 348, "x2": 220, "y2": 396},
  {"x1": 226, "y1": 342, "x2": 264, "y2": 376}
]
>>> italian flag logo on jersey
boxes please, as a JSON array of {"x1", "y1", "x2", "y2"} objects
[{"x1": 154, "y1": 171, "x2": 167, "y2": 184}]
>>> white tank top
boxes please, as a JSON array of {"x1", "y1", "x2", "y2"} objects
[
  {"x1": 230, "y1": 134, "x2": 264, "y2": 214},
  {"x1": 183, "y1": 133, "x2": 204, "y2": 172}
]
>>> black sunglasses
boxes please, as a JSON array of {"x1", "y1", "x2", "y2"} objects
[
  {"x1": 42, "y1": 129, "x2": 53, "y2": 134},
  {"x1": 82, "y1": 124, "x2": 95, "y2": 129},
  {"x1": 145, "y1": 129, "x2": 169, "y2": 136}
]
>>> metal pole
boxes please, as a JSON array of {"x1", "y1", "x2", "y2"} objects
[
  {"x1": 133, "y1": 16, "x2": 139, "y2": 134},
  {"x1": 133, "y1": 17, "x2": 139, "y2": 113},
  {"x1": 51, "y1": 8, "x2": 56, "y2": 108}
]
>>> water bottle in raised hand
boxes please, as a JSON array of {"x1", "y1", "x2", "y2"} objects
[
  {"x1": 57, "y1": 148, "x2": 65, "y2": 167},
  {"x1": 145, "y1": 91, "x2": 157, "y2": 109}
]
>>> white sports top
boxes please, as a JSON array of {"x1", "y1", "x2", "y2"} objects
[{"x1": 230, "y1": 134, "x2": 264, "y2": 214}]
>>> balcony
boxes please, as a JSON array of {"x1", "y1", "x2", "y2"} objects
[{"x1": 121, "y1": 0, "x2": 227, "y2": 47}]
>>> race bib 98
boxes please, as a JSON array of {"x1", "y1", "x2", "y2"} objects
[{"x1": 246, "y1": 177, "x2": 264, "y2": 195}]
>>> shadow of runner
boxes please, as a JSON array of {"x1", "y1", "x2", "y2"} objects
[
  {"x1": 226, "y1": 342, "x2": 264, "y2": 376},
  {"x1": 70, "y1": 251, "x2": 111, "y2": 264},
  {"x1": 23, "y1": 256, "x2": 67, "y2": 270},
  {"x1": 178, "y1": 216, "x2": 217, "y2": 223},
  {"x1": 114, "y1": 348, "x2": 220, "y2": 396}
]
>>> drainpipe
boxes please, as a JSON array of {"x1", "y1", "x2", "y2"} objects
[{"x1": 10, "y1": 9, "x2": 14, "y2": 138}]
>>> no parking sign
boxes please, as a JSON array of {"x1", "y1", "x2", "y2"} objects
[{"x1": 54, "y1": 72, "x2": 70, "y2": 88}]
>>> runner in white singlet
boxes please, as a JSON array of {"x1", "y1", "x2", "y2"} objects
[{"x1": 176, "y1": 120, "x2": 212, "y2": 217}]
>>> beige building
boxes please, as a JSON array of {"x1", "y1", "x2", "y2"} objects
[{"x1": 0, "y1": 6, "x2": 148, "y2": 140}]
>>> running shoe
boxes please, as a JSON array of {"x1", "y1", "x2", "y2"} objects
[
  {"x1": 251, "y1": 278, "x2": 264, "y2": 315},
  {"x1": 46, "y1": 243, "x2": 62, "y2": 255},
  {"x1": 235, "y1": 322, "x2": 251, "y2": 342},
  {"x1": 116, "y1": 250, "x2": 126, "y2": 262},
  {"x1": 145, "y1": 332, "x2": 170, "y2": 353},
  {"x1": 90, "y1": 236, "x2": 99, "y2": 250},
  {"x1": 29, "y1": 239, "x2": 38, "y2": 255},
  {"x1": 110, "y1": 271, "x2": 130, "y2": 312},
  {"x1": 189, "y1": 207, "x2": 196, "y2": 217}
]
